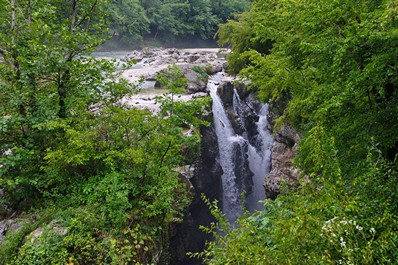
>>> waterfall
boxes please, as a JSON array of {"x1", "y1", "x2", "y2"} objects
[
  {"x1": 246, "y1": 105, "x2": 273, "y2": 212},
  {"x1": 209, "y1": 81, "x2": 273, "y2": 222},
  {"x1": 209, "y1": 82, "x2": 244, "y2": 222}
]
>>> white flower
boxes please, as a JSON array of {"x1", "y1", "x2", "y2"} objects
[
  {"x1": 370, "y1": 228, "x2": 376, "y2": 234},
  {"x1": 356, "y1": 225, "x2": 363, "y2": 231},
  {"x1": 340, "y1": 237, "x2": 346, "y2": 247},
  {"x1": 325, "y1": 217, "x2": 337, "y2": 224}
]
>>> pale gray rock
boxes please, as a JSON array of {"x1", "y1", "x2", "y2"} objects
[{"x1": 264, "y1": 125, "x2": 300, "y2": 200}]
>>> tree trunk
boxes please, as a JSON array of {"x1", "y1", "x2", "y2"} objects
[{"x1": 27, "y1": 0, "x2": 32, "y2": 26}]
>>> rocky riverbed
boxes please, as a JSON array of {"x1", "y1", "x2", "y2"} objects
[{"x1": 116, "y1": 47, "x2": 232, "y2": 113}]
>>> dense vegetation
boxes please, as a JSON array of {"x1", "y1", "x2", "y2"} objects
[
  {"x1": 0, "y1": 0, "x2": 210, "y2": 263},
  {"x1": 196, "y1": 0, "x2": 398, "y2": 264},
  {"x1": 2, "y1": 0, "x2": 397, "y2": 264},
  {"x1": 108, "y1": 0, "x2": 250, "y2": 44}
]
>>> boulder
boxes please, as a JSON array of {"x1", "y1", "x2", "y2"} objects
[
  {"x1": 187, "y1": 54, "x2": 201, "y2": 63},
  {"x1": 122, "y1": 50, "x2": 143, "y2": 62},
  {"x1": 203, "y1": 60, "x2": 223, "y2": 75},
  {"x1": 141, "y1": 47, "x2": 162, "y2": 57},
  {"x1": 183, "y1": 68, "x2": 208, "y2": 94},
  {"x1": 275, "y1": 124, "x2": 300, "y2": 148}
]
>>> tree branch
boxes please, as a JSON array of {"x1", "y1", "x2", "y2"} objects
[
  {"x1": 158, "y1": 141, "x2": 172, "y2": 177},
  {"x1": 75, "y1": 0, "x2": 99, "y2": 29}
]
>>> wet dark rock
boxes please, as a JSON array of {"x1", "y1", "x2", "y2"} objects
[
  {"x1": 234, "y1": 83, "x2": 251, "y2": 100},
  {"x1": 217, "y1": 82, "x2": 234, "y2": 108},
  {"x1": 170, "y1": 124, "x2": 222, "y2": 265},
  {"x1": 233, "y1": 141, "x2": 253, "y2": 194},
  {"x1": 226, "y1": 109, "x2": 245, "y2": 135}
]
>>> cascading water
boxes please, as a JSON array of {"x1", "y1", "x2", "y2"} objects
[
  {"x1": 209, "y1": 82, "x2": 244, "y2": 222},
  {"x1": 246, "y1": 105, "x2": 273, "y2": 211},
  {"x1": 209, "y1": 79, "x2": 273, "y2": 222}
]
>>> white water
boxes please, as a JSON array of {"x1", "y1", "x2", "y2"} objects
[
  {"x1": 210, "y1": 83, "x2": 273, "y2": 222},
  {"x1": 209, "y1": 81, "x2": 244, "y2": 222},
  {"x1": 246, "y1": 105, "x2": 273, "y2": 211}
]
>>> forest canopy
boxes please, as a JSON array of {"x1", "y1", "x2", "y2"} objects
[{"x1": 108, "y1": 0, "x2": 250, "y2": 45}]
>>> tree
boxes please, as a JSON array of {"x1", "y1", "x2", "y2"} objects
[
  {"x1": 198, "y1": 0, "x2": 398, "y2": 263},
  {"x1": 109, "y1": 0, "x2": 150, "y2": 41},
  {"x1": 0, "y1": 1, "x2": 209, "y2": 264},
  {"x1": 0, "y1": 0, "x2": 114, "y2": 205}
]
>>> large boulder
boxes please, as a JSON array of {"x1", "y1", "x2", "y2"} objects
[{"x1": 183, "y1": 68, "x2": 208, "y2": 94}]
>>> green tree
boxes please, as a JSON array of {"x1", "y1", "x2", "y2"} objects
[
  {"x1": 109, "y1": 0, "x2": 151, "y2": 42},
  {"x1": 0, "y1": 1, "x2": 209, "y2": 264},
  {"x1": 0, "y1": 0, "x2": 115, "y2": 206},
  {"x1": 198, "y1": 0, "x2": 398, "y2": 263}
]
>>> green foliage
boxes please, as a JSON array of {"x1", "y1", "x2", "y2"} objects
[
  {"x1": 197, "y1": 148, "x2": 398, "y2": 264},
  {"x1": 108, "y1": 0, "x2": 249, "y2": 42},
  {"x1": 199, "y1": 0, "x2": 398, "y2": 264},
  {"x1": 109, "y1": 0, "x2": 151, "y2": 42},
  {"x1": 192, "y1": 65, "x2": 209, "y2": 83},
  {"x1": 0, "y1": 2, "x2": 210, "y2": 264}
]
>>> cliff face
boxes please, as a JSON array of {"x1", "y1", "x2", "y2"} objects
[
  {"x1": 264, "y1": 124, "x2": 300, "y2": 199},
  {"x1": 169, "y1": 117, "x2": 222, "y2": 265},
  {"x1": 264, "y1": 111, "x2": 301, "y2": 200}
]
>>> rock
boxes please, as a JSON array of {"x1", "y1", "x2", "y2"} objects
[
  {"x1": 28, "y1": 220, "x2": 68, "y2": 245},
  {"x1": 203, "y1": 60, "x2": 223, "y2": 75},
  {"x1": 141, "y1": 47, "x2": 162, "y2": 57},
  {"x1": 170, "y1": 124, "x2": 223, "y2": 264},
  {"x1": 217, "y1": 82, "x2": 234, "y2": 108},
  {"x1": 29, "y1": 227, "x2": 44, "y2": 243},
  {"x1": 226, "y1": 109, "x2": 245, "y2": 135},
  {"x1": 275, "y1": 124, "x2": 300, "y2": 148},
  {"x1": 233, "y1": 140, "x2": 253, "y2": 194},
  {"x1": 222, "y1": 61, "x2": 229, "y2": 71},
  {"x1": 263, "y1": 130, "x2": 300, "y2": 200},
  {"x1": 183, "y1": 68, "x2": 208, "y2": 94},
  {"x1": 191, "y1": 92, "x2": 208, "y2": 99},
  {"x1": 163, "y1": 48, "x2": 180, "y2": 56},
  {"x1": 153, "y1": 56, "x2": 178, "y2": 66},
  {"x1": 190, "y1": 125, "x2": 222, "y2": 201},
  {"x1": 187, "y1": 54, "x2": 201, "y2": 63},
  {"x1": 234, "y1": 82, "x2": 251, "y2": 99},
  {"x1": 0, "y1": 218, "x2": 27, "y2": 244},
  {"x1": 123, "y1": 50, "x2": 143, "y2": 62}
]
